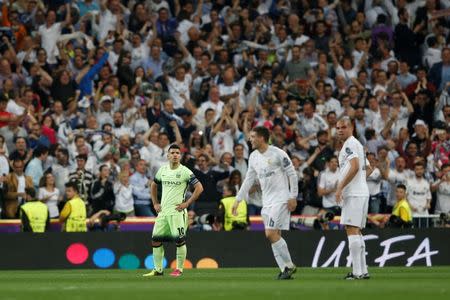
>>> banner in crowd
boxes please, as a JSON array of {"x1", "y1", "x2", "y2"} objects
[{"x1": 0, "y1": 229, "x2": 448, "y2": 269}]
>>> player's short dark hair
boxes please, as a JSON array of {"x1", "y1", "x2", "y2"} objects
[
  {"x1": 168, "y1": 144, "x2": 181, "y2": 151},
  {"x1": 317, "y1": 130, "x2": 328, "y2": 137},
  {"x1": 252, "y1": 126, "x2": 270, "y2": 142},
  {"x1": 65, "y1": 181, "x2": 79, "y2": 192},
  {"x1": 396, "y1": 184, "x2": 407, "y2": 191},
  {"x1": 327, "y1": 155, "x2": 338, "y2": 162}
]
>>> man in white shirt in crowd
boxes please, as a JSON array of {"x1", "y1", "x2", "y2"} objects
[
  {"x1": 406, "y1": 161, "x2": 432, "y2": 220},
  {"x1": 380, "y1": 156, "x2": 411, "y2": 212},
  {"x1": 366, "y1": 153, "x2": 383, "y2": 213},
  {"x1": 297, "y1": 101, "x2": 329, "y2": 147},
  {"x1": 431, "y1": 163, "x2": 450, "y2": 214},
  {"x1": 38, "y1": 3, "x2": 71, "y2": 65},
  {"x1": 166, "y1": 64, "x2": 192, "y2": 110},
  {"x1": 234, "y1": 126, "x2": 298, "y2": 280},
  {"x1": 335, "y1": 117, "x2": 371, "y2": 280},
  {"x1": 318, "y1": 156, "x2": 340, "y2": 215}
]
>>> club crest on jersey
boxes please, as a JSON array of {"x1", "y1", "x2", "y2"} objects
[
  {"x1": 283, "y1": 157, "x2": 290, "y2": 167},
  {"x1": 267, "y1": 159, "x2": 272, "y2": 165},
  {"x1": 345, "y1": 147, "x2": 353, "y2": 155},
  {"x1": 176, "y1": 173, "x2": 181, "y2": 178}
]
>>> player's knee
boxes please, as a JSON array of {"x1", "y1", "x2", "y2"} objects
[
  {"x1": 175, "y1": 235, "x2": 186, "y2": 246},
  {"x1": 152, "y1": 241, "x2": 162, "y2": 247},
  {"x1": 265, "y1": 230, "x2": 280, "y2": 242}
]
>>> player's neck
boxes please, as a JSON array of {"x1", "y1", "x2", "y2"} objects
[
  {"x1": 258, "y1": 143, "x2": 269, "y2": 153},
  {"x1": 170, "y1": 162, "x2": 180, "y2": 169}
]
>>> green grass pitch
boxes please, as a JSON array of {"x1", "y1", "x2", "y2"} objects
[{"x1": 0, "y1": 267, "x2": 449, "y2": 300}]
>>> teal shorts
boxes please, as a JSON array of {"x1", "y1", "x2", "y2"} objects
[{"x1": 152, "y1": 212, "x2": 188, "y2": 242}]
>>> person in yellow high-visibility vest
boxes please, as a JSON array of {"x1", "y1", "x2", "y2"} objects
[
  {"x1": 219, "y1": 183, "x2": 248, "y2": 231},
  {"x1": 20, "y1": 188, "x2": 49, "y2": 233},
  {"x1": 390, "y1": 184, "x2": 413, "y2": 227},
  {"x1": 59, "y1": 182, "x2": 87, "y2": 232}
]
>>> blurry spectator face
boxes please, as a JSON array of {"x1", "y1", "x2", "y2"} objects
[
  {"x1": 46, "y1": 10, "x2": 56, "y2": 25},
  {"x1": 395, "y1": 156, "x2": 406, "y2": 171},
  {"x1": 317, "y1": 132, "x2": 329, "y2": 145},
  {"x1": 367, "y1": 153, "x2": 377, "y2": 167},
  {"x1": 0, "y1": 59, "x2": 11, "y2": 75},
  {"x1": 32, "y1": 124, "x2": 41, "y2": 136},
  {"x1": 416, "y1": 69, "x2": 427, "y2": 80},
  {"x1": 16, "y1": 138, "x2": 27, "y2": 151},
  {"x1": 163, "y1": 99, "x2": 174, "y2": 113},
  {"x1": 391, "y1": 93, "x2": 402, "y2": 106},
  {"x1": 175, "y1": 66, "x2": 186, "y2": 81},
  {"x1": 396, "y1": 186, "x2": 406, "y2": 201},
  {"x1": 103, "y1": 134, "x2": 112, "y2": 144},
  {"x1": 114, "y1": 112, "x2": 123, "y2": 127},
  {"x1": 86, "y1": 116, "x2": 98, "y2": 129},
  {"x1": 328, "y1": 157, "x2": 338, "y2": 171},
  {"x1": 13, "y1": 159, "x2": 24, "y2": 174},
  {"x1": 158, "y1": 134, "x2": 169, "y2": 148},
  {"x1": 196, "y1": 155, "x2": 208, "y2": 170},
  {"x1": 221, "y1": 152, "x2": 233, "y2": 165},
  {"x1": 60, "y1": 71, "x2": 70, "y2": 85},
  {"x1": 76, "y1": 157, "x2": 86, "y2": 169},
  {"x1": 209, "y1": 64, "x2": 220, "y2": 77},
  {"x1": 100, "y1": 165, "x2": 110, "y2": 179},
  {"x1": 120, "y1": 135, "x2": 131, "y2": 148},
  {"x1": 291, "y1": 46, "x2": 301, "y2": 60},
  {"x1": 136, "y1": 160, "x2": 147, "y2": 174},
  {"x1": 75, "y1": 137, "x2": 85, "y2": 149},
  {"x1": 158, "y1": 8, "x2": 169, "y2": 21},
  {"x1": 368, "y1": 97, "x2": 378, "y2": 110},
  {"x1": 303, "y1": 103, "x2": 314, "y2": 118},
  {"x1": 354, "y1": 108, "x2": 364, "y2": 120},
  {"x1": 37, "y1": 49, "x2": 47, "y2": 63},
  {"x1": 380, "y1": 104, "x2": 390, "y2": 118},
  {"x1": 388, "y1": 61, "x2": 398, "y2": 74},
  {"x1": 406, "y1": 143, "x2": 418, "y2": 156},
  {"x1": 234, "y1": 145, "x2": 244, "y2": 159},
  {"x1": 209, "y1": 87, "x2": 220, "y2": 103},
  {"x1": 66, "y1": 186, "x2": 78, "y2": 200},
  {"x1": 45, "y1": 173, "x2": 55, "y2": 186},
  {"x1": 327, "y1": 112, "x2": 337, "y2": 125},
  {"x1": 414, "y1": 164, "x2": 425, "y2": 178},
  {"x1": 399, "y1": 61, "x2": 409, "y2": 74}
]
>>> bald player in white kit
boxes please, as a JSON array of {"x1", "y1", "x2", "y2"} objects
[
  {"x1": 335, "y1": 117, "x2": 371, "y2": 280},
  {"x1": 233, "y1": 126, "x2": 298, "y2": 280}
]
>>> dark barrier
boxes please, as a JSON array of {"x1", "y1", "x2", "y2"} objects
[{"x1": 0, "y1": 229, "x2": 449, "y2": 269}]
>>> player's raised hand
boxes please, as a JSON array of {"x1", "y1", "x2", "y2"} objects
[{"x1": 287, "y1": 199, "x2": 297, "y2": 212}]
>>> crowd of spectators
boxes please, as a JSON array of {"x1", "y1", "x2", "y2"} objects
[{"x1": 0, "y1": 0, "x2": 449, "y2": 230}]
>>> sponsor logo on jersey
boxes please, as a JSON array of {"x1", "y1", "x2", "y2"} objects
[{"x1": 162, "y1": 181, "x2": 182, "y2": 185}]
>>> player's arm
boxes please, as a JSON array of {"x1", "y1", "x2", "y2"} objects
[
  {"x1": 335, "y1": 157, "x2": 359, "y2": 204},
  {"x1": 151, "y1": 181, "x2": 160, "y2": 213},
  {"x1": 233, "y1": 162, "x2": 257, "y2": 215},
  {"x1": 176, "y1": 177, "x2": 203, "y2": 211},
  {"x1": 59, "y1": 202, "x2": 71, "y2": 223},
  {"x1": 281, "y1": 152, "x2": 299, "y2": 212}
]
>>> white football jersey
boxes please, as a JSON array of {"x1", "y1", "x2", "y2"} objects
[
  {"x1": 338, "y1": 136, "x2": 370, "y2": 198},
  {"x1": 237, "y1": 146, "x2": 298, "y2": 207},
  {"x1": 406, "y1": 177, "x2": 432, "y2": 216}
]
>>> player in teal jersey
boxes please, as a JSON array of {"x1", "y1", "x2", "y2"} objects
[{"x1": 143, "y1": 144, "x2": 203, "y2": 277}]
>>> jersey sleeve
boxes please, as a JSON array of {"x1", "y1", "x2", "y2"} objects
[
  {"x1": 278, "y1": 149, "x2": 299, "y2": 199},
  {"x1": 185, "y1": 167, "x2": 199, "y2": 186},
  {"x1": 318, "y1": 172, "x2": 326, "y2": 189},
  {"x1": 344, "y1": 140, "x2": 359, "y2": 161},
  {"x1": 236, "y1": 154, "x2": 257, "y2": 202}
]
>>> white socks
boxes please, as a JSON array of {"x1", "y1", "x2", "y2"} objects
[
  {"x1": 348, "y1": 235, "x2": 362, "y2": 276},
  {"x1": 271, "y1": 238, "x2": 294, "y2": 271},
  {"x1": 360, "y1": 235, "x2": 368, "y2": 275}
]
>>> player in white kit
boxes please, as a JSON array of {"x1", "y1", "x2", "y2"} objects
[
  {"x1": 335, "y1": 118, "x2": 371, "y2": 280},
  {"x1": 233, "y1": 127, "x2": 298, "y2": 280}
]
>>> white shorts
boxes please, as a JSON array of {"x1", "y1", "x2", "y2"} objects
[
  {"x1": 340, "y1": 196, "x2": 369, "y2": 228},
  {"x1": 261, "y1": 203, "x2": 291, "y2": 230}
]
